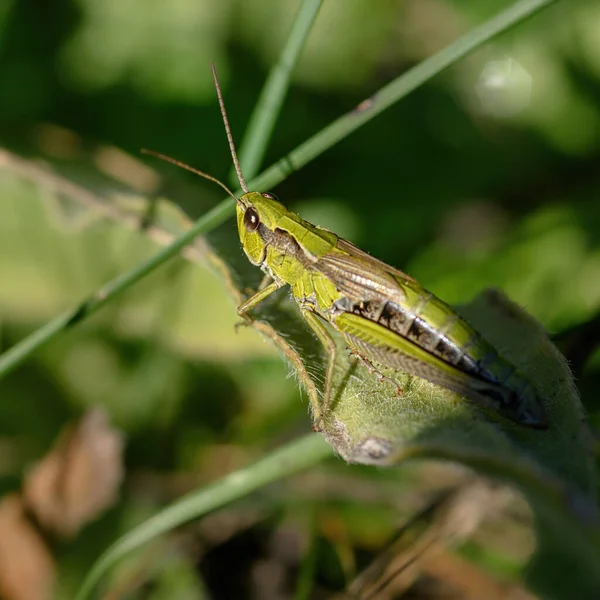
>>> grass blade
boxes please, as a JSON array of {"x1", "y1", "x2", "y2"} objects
[
  {"x1": 75, "y1": 434, "x2": 331, "y2": 600},
  {"x1": 235, "y1": 0, "x2": 323, "y2": 182}
]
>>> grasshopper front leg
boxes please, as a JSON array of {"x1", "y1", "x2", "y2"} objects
[
  {"x1": 301, "y1": 309, "x2": 338, "y2": 428},
  {"x1": 237, "y1": 279, "x2": 281, "y2": 322},
  {"x1": 236, "y1": 274, "x2": 279, "y2": 331}
]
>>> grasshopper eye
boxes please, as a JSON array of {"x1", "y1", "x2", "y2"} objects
[
  {"x1": 262, "y1": 192, "x2": 279, "y2": 201},
  {"x1": 243, "y1": 207, "x2": 260, "y2": 232}
]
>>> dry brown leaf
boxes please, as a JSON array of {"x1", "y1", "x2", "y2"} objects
[
  {"x1": 0, "y1": 494, "x2": 54, "y2": 600},
  {"x1": 423, "y1": 550, "x2": 536, "y2": 600},
  {"x1": 23, "y1": 409, "x2": 124, "y2": 538}
]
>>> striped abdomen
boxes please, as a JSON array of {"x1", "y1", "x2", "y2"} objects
[
  {"x1": 348, "y1": 295, "x2": 508, "y2": 383},
  {"x1": 331, "y1": 292, "x2": 547, "y2": 428}
]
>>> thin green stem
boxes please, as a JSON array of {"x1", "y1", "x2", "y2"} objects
[
  {"x1": 75, "y1": 434, "x2": 332, "y2": 600},
  {"x1": 234, "y1": 0, "x2": 323, "y2": 182},
  {"x1": 0, "y1": 0, "x2": 556, "y2": 380}
]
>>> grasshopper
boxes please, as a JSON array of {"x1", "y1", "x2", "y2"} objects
[{"x1": 145, "y1": 65, "x2": 548, "y2": 430}]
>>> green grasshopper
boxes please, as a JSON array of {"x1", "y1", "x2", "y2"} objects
[{"x1": 145, "y1": 65, "x2": 548, "y2": 430}]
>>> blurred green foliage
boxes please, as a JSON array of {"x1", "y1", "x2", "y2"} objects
[{"x1": 1, "y1": 0, "x2": 600, "y2": 597}]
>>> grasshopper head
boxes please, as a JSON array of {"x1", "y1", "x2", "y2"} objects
[{"x1": 236, "y1": 191, "x2": 288, "y2": 266}]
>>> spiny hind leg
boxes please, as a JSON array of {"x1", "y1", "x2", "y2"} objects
[
  {"x1": 301, "y1": 309, "x2": 338, "y2": 430},
  {"x1": 348, "y1": 349, "x2": 404, "y2": 396}
]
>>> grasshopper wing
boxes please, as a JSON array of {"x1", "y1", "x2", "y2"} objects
[{"x1": 314, "y1": 237, "x2": 417, "y2": 304}]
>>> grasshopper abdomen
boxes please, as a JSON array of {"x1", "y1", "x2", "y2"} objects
[{"x1": 331, "y1": 292, "x2": 548, "y2": 428}]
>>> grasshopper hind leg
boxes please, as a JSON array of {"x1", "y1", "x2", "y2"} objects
[
  {"x1": 348, "y1": 349, "x2": 405, "y2": 397},
  {"x1": 301, "y1": 311, "x2": 407, "y2": 430}
]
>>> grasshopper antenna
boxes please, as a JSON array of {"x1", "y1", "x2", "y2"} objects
[
  {"x1": 211, "y1": 63, "x2": 249, "y2": 194},
  {"x1": 140, "y1": 149, "x2": 240, "y2": 202}
]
